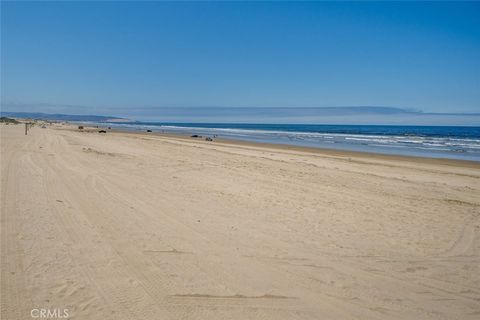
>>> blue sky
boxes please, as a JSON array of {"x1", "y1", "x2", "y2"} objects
[{"x1": 1, "y1": 1, "x2": 479, "y2": 122}]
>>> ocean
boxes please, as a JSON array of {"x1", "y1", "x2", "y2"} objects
[{"x1": 95, "y1": 122, "x2": 480, "y2": 161}]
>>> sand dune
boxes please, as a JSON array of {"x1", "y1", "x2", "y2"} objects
[{"x1": 1, "y1": 123, "x2": 479, "y2": 319}]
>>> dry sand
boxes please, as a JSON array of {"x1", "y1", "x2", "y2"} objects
[{"x1": 1, "y1": 123, "x2": 479, "y2": 319}]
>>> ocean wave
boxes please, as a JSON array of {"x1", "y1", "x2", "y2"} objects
[{"x1": 85, "y1": 122, "x2": 480, "y2": 160}]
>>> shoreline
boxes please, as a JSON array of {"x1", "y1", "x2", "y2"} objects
[{"x1": 67, "y1": 123, "x2": 480, "y2": 169}]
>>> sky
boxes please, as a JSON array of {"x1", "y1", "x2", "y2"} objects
[{"x1": 1, "y1": 1, "x2": 480, "y2": 123}]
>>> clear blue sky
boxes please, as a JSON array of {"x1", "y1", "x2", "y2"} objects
[{"x1": 1, "y1": 1, "x2": 479, "y2": 117}]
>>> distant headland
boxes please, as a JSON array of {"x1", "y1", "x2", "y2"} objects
[{"x1": 0, "y1": 112, "x2": 137, "y2": 123}]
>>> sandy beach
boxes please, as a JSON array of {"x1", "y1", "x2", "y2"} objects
[{"x1": 1, "y1": 123, "x2": 479, "y2": 319}]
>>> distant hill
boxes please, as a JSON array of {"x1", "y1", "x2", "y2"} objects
[
  {"x1": 0, "y1": 116, "x2": 20, "y2": 124},
  {"x1": 0, "y1": 112, "x2": 136, "y2": 123}
]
